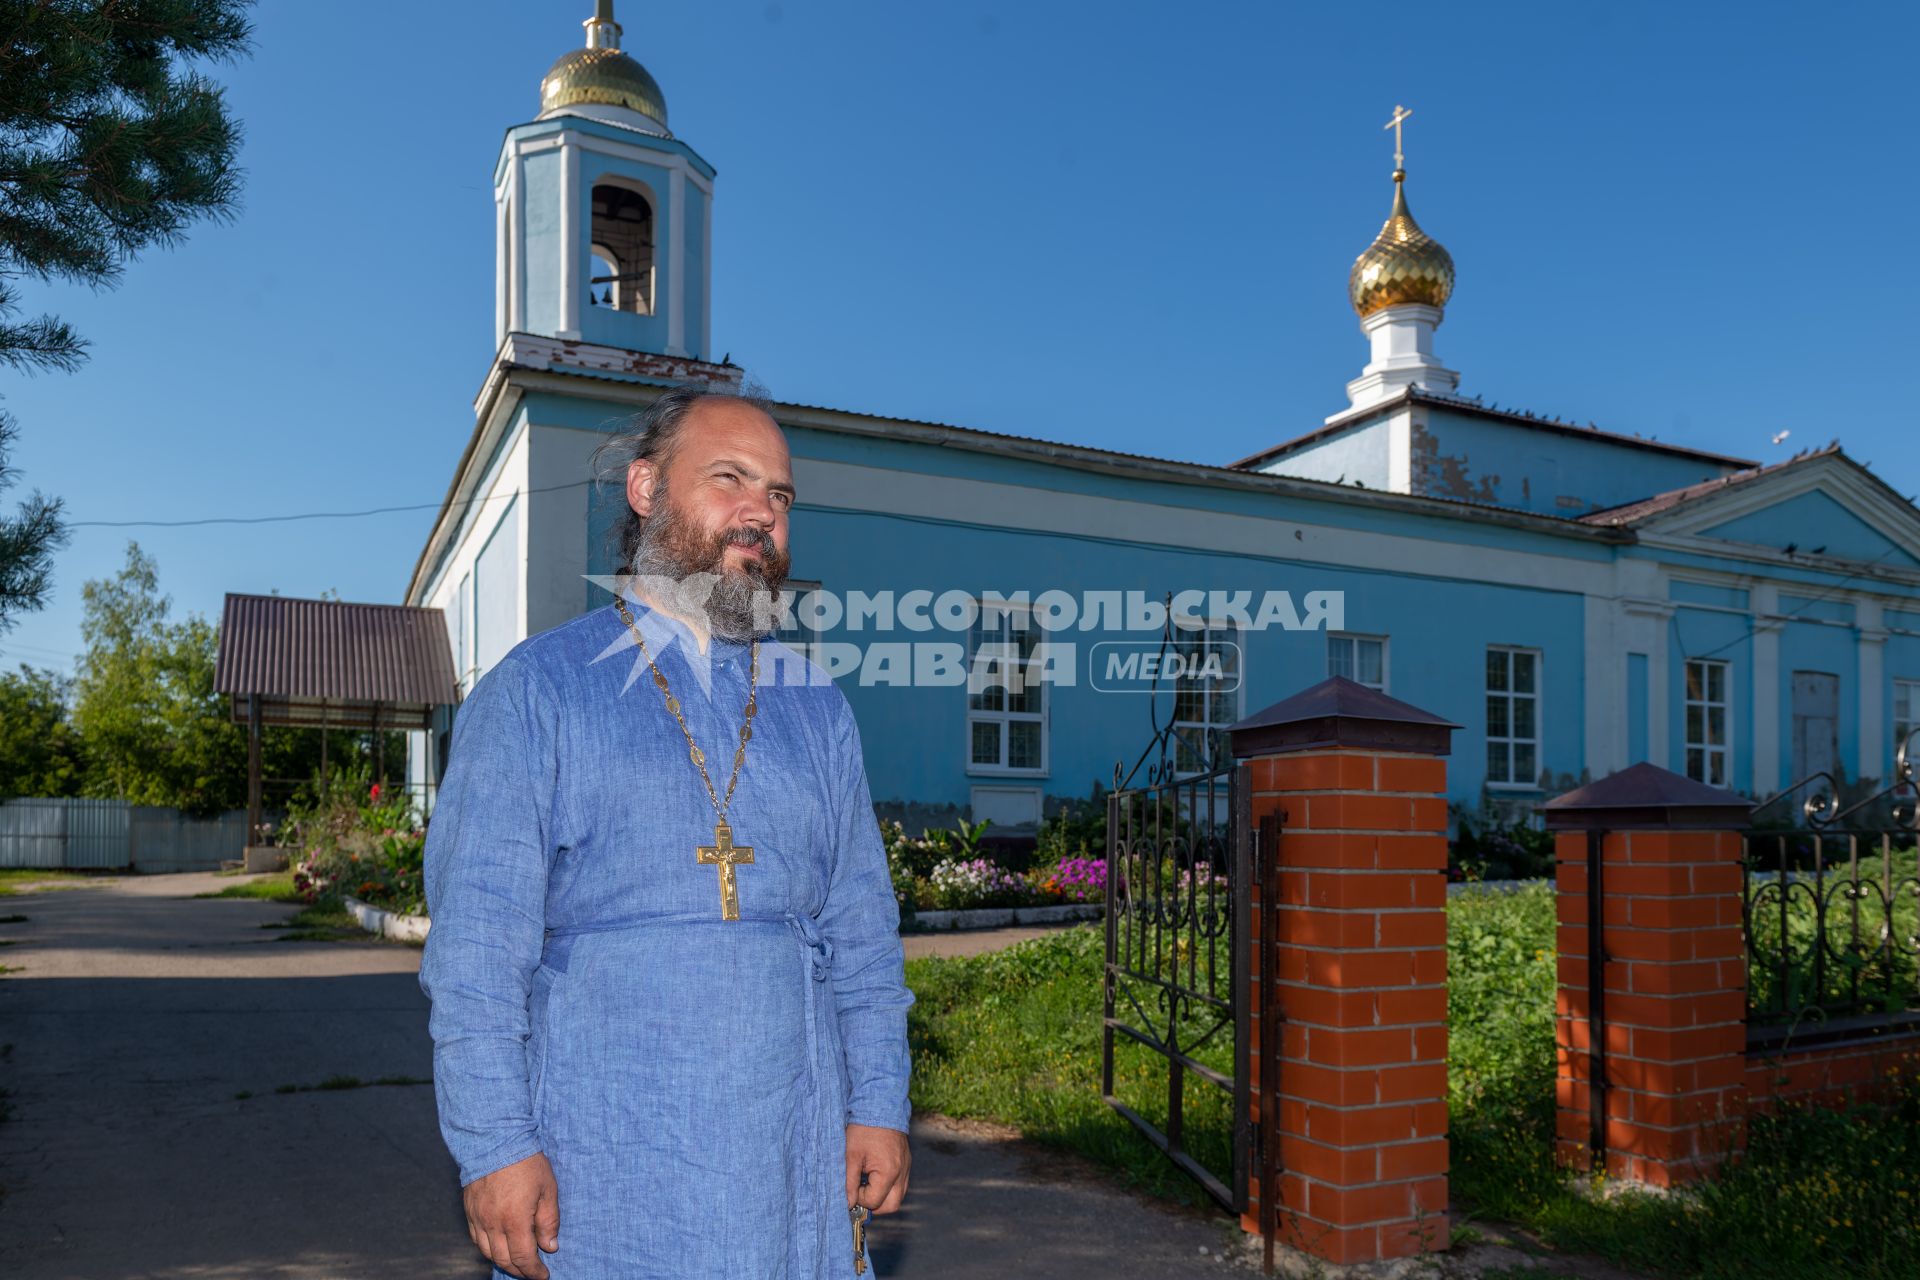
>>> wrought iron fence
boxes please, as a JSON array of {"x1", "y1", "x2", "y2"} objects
[
  {"x1": 1743, "y1": 742, "x2": 1920, "y2": 1050},
  {"x1": 1102, "y1": 756, "x2": 1250, "y2": 1211}
]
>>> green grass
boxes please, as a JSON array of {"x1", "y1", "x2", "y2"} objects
[
  {"x1": 906, "y1": 885, "x2": 1920, "y2": 1278},
  {"x1": 258, "y1": 901, "x2": 421, "y2": 945},
  {"x1": 195, "y1": 871, "x2": 300, "y2": 902},
  {"x1": 908, "y1": 924, "x2": 1234, "y2": 1207},
  {"x1": 260, "y1": 903, "x2": 363, "y2": 942},
  {"x1": 0, "y1": 868, "x2": 115, "y2": 896}
]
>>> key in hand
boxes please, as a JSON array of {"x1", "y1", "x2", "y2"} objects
[{"x1": 850, "y1": 1202, "x2": 872, "y2": 1275}]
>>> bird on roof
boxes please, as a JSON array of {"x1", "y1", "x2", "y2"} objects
[
  {"x1": 1809, "y1": 546, "x2": 1826, "y2": 556},
  {"x1": 1784, "y1": 542, "x2": 1798, "y2": 554}
]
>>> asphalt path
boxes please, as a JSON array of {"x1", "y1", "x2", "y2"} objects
[{"x1": 0, "y1": 873, "x2": 1249, "y2": 1278}]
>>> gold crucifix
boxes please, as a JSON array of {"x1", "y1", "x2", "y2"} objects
[
  {"x1": 696, "y1": 819, "x2": 755, "y2": 921},
  {"x1": 1384, "y1": 104, "x2": 1412, "y2": 172}
]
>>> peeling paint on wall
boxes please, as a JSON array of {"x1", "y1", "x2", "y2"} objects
[{"x1": 1411, "y1": 413, "x2": 1502, "y2": 503}]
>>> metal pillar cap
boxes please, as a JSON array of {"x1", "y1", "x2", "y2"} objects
[
  {"x1": 1227, "y1": 675, "x2": 1458, "y2": 758},
  {"x1": 1543, "y1": 761, "x2": 1752, "y2": 830}
]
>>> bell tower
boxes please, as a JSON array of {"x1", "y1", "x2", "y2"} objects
[{"x1": 494, "y1": 1, "x2": 714, "y2": 359}]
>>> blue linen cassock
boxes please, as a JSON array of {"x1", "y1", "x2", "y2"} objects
[{"x1": 419, "y1": 594, "x2": 913, "y2": 1279}]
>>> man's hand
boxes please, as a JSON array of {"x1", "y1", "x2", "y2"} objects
[
  {"x1": 462, "y1": 1151, "x2": 560, "y2": 1279},
  {"x1": 845, "y1": 1123, "x2": 911, "y2": 1215}
]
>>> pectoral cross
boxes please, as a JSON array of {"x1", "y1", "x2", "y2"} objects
[
  {"x1": 697, "y1": 819, "x2": 754, "y2": 921},
  {"x1": 1384, "y1": 104, "x2": 1412, "y2": 172}
]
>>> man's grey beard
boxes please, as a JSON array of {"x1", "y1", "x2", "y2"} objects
[{"x1": 627, "y1": 480, "x2": 786, "y2": 643}]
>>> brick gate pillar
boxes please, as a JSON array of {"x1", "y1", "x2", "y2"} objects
[
  {"x1": 1543, "y1": 762, "x2": 1753, "y2": 1187},
  {"x1": 1228, "y1": 676, "x2": 1457, "y2": 1267}
]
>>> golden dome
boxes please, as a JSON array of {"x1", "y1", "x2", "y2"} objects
[
  {"x1": 1348, "y1": 172, "x2": 1454, "y2": 318},
  {"x1": 541, "y1": 46, "x2": 669, "y2": 129}
]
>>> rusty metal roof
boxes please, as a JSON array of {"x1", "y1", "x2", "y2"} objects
[
  {"x1": 215, "y1": 594, "x2": 458, "y2": 708},
  {"x1": 1577, "y1": 444, "x2": 1843, "y2": 527}
]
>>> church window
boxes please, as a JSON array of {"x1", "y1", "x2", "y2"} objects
[
  {"x1": 1684, "y1": 659, "x2": 1731, "y2": 787},
  {"x1": 1172, "y1": 620, "x2": 1243, "y2": 776},
  {"x1": 589, "y1": 183, "x2": 655, "y2": 314},
  {"x1": 1486, "y1": 646, "x2": 1540, "y2": 788},
  {"x1": 1895, "y1": 679, "x2": 1919, "y2": 773},
  {"x1": 1328, "y1": 632, "x2": 1388, "y2": 692},
  {"x1": 966, "y1": 600, "x2": 1047, "y2": 774}
]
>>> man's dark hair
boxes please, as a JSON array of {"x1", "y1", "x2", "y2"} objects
[{"x1": 589, "y1": 381, "x2": 777, "y2": 572}]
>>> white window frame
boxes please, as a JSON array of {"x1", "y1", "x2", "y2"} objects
[
  {"x1": 1684, "y1": 658, "x2": 1732, "y2": 788},
  {"x1": 964, "y1": 598, "x2": 1049, "y2": 777},
  {"x1": 1895, "y1": 678, "x2": 1920, "y2": 774},
  {"x1": 1485, "y1": 645, "x2": 1542, "y2": 791},
  {"x1": 1170, "y1": 617, "x2": 1245, "y2": 778},
  {"x1": 1327, "y1": 631, "x2": 1389, "y2": 692}
]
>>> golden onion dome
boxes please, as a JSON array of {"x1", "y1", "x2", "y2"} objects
[
  {"x1": 539, "y1": 3, "x2": 669, "y2": 131},
  {"x1": 1348, "y1": 171, "x2": 1455, "y2": 318}
]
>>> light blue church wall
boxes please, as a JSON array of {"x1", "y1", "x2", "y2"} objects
[
  {"x1": 1627, "y1": 653, "x2": 1649, "y2": 764},
  {"x1": 779, "y1": 498, "x2": 1588, "y2": 815},
  {"x1": 1414, "y1": 406, "x2": 1740, "y2": 517},
  {"x1": 536, "y1": 387, "x2": 1920, "y2": 826},
  {"x1": 781, "y1": 423, "x2": 1622, "y2": 567},
  {"x1": 1255, "y1": 419, "x2": 1392, "y2": 488},
  {"x1": 521, "y1": 150, "x2": 562, "y2": 336},
  {"x1": 1700, "y1": 490, "x2": 1920, "y2": 569}
]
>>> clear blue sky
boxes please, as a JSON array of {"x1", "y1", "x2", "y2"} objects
[{"x1": 6, "y1": 0, "x2": 1916, "y2": 672}]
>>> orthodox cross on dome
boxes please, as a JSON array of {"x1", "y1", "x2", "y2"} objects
[{"x1": 1384, "y1": 104, "x2": 1412, "y2": 175}]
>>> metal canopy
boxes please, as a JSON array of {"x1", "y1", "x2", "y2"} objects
[{"x1": 214, "y1": 593, "x2": 458, "y2": 731}]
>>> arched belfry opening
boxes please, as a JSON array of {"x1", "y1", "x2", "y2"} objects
[{"x1": 589, "y1": 182, "x2": 655, "y2": 314}]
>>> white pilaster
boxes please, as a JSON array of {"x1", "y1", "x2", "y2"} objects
[
  {"x1": 495, "y1": 184, "x2": 510, "y2": 346},
  {"x1": 701, "y1": 181, "x2": 714, "y2": 360},
  {"x1": 1858, "y1": 597, "x2": 1888, "y2": 784},
  {"x1": 1624, "y1": 598, "x2": 1674, "y2": 769},
  {"x1": 667, "y1": 167, "x2": 686, "y2": 356},
  {"x1": 1387, "y1": 405, "x2": 1415, "y2": 493},
  {"x1": 1751, "y1": 582, "x2": 1782, "y2": 798},
  {"x1": 509, "y1": 154, "x2": 527, "y2": 333},
  {"x1": 558, "y1": 142, "x2": 582, "y2": 339},
  {"x1": 1585, "y1": 590, "x2": 1626, "y2": 778}
]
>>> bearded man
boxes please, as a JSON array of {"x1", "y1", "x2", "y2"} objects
[{"x1": 419, "y1": 384, "x2": 913, "y2": 1279}]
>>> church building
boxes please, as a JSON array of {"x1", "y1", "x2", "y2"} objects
[{"x1": 406, "y1": 4, "x2": 1920, "y2": 831}]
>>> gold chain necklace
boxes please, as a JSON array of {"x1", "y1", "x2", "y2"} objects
[{"x1": 615, "y1": 595, "x2": 761, "y2": 920}]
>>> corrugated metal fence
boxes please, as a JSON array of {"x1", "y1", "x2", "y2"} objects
[{"x1": 0, "y1": 799, "x2": 252, "y2": 872}]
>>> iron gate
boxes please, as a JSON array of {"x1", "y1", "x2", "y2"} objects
[
  {"x1": 1743, "y1": 746, "x2": 1920, "y2": 1052},
  {"x1": 1101, "y1": 710, "x2": 1261, "y2": 1216}
]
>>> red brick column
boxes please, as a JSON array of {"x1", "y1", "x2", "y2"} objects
[
  {"x1": 1543, "y1": 763, "x2": 1752, "y2": 1187},
  {"x1": 1230, "y1": 677, "x2": 1456, "y2": 1267}
]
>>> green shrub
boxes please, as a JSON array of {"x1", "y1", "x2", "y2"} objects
[{"x1": 284, "y1": 763, "x2": 424, "y2": 915}]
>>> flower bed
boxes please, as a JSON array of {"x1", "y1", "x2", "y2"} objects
[
  {"x1": 881, "y1": 818, "x2": 1110, "y2": 925},
  {"x1": 284, "y1": 771, "x2": 427, "y2": 919}
]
